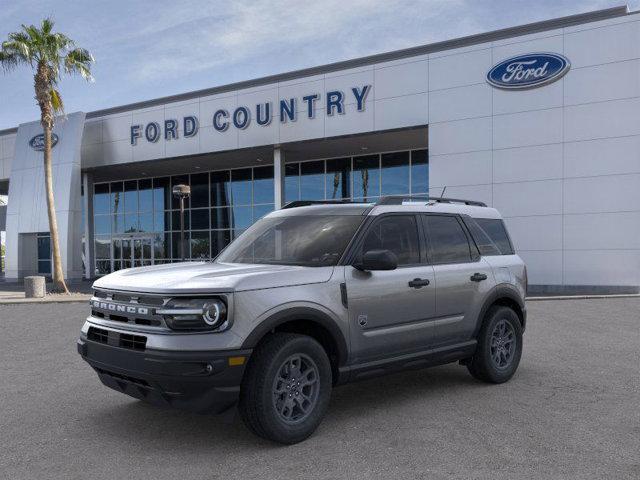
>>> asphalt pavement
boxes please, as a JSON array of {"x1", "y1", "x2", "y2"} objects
[{"x1": 1, "y1": 298, "x2": 638, "y2": 479}]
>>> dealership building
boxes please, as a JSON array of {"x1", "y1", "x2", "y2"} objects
[{"x1": 0, "y1": 5, "x2": 639, "y2": 294}]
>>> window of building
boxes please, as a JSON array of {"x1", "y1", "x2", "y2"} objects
[
  {"x1": 381, "y1": 151, "x2": 410, "y2": 195},
  {"x1": 361, "y1": 216, "x2": 420, "y2": 266},
  {"x1": 424, "y1": 215, "x2": 472, "y2": 264},
  {"x1": 37, "y1": 232, "x2": 51, "y2": 275}
]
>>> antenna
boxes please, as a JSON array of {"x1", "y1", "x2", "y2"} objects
[{"x1": 440, "y1": 186, "x2": 447, "y2": 199}]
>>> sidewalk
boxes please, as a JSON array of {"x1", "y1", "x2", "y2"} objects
[{"x1": 0, "y1": 280, "x2": 93, "y2": 304}]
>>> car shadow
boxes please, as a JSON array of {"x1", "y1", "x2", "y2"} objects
[{"x1": 84, "y1": 363, "x2": 488, "y2": 450}]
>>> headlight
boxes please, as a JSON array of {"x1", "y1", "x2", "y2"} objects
[{"x1": 157, "y1": 298, "x2": 228, "y2": 331}]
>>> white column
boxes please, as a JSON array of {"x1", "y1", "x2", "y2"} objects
[
  {"x1": 82, "y1": 172, "x2": 94, "y2": 279},
  {"x1": 274, "y1": 146, "x2": 286, "y2": 209}
]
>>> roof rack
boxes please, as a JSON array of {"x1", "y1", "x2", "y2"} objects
[
  {"x1": 376, "y1": 195, "x2": 487, "y2": 207},
  {"x1": 281, "y1": 199, "x2": 366, "y2": 209}
]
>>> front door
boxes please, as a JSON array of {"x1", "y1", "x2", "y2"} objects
[{"x1": 346, "y1": 214, "x2": 436, "y2": 363}]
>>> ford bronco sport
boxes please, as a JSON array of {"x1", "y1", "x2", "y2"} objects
[{"x1": 78, "y1": 195, "x2": 527, "y2": 444}]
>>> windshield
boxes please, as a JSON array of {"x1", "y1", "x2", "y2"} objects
[{"x1": 216, "y1": 214, "x2": 364, "y2": 267}]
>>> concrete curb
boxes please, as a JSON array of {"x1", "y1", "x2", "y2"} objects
[{"x1": 526, "y1": 294, "x2": 640, "y2": 301}]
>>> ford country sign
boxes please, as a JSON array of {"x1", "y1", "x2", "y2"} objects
[
  {"x1": 487, "y1": 53, "x2": 570, "y2": 90},
  {"x1": 29, "y1": 133, "x2": 59, "y2": 151}
]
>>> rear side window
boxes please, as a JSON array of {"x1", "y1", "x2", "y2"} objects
[
  {"x1": 474, "y1": 218, "x2": 514, "y2": 255},
  {"x1": 423, "y1": 215, "x2": 472, "y2": 264},
  {"x1": 463, "y1": 218, "x2": 502, "y2": 256}
]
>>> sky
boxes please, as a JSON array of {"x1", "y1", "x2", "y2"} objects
[{"x1": 0, "y1": 0, "x2": 638, "y2": 130}]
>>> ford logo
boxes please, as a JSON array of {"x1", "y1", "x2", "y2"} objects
[
  {"x1": 487, "y1": 53, "x2": 570, "y2": 90},
  {"x1": 29, "y1": 133, "x2": 59, "y2": 151}
]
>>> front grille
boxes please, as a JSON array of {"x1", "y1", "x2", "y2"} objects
[
  {"x1": 88, "y1": 326, "x2": 109, "y2": 344},
  {"x1": 119, "y1": 333, "x2": 147, "y2": 351},
  {"x1": 90, "y1": 290, "x2": 167, "y2": 329},
  {"x1": 87, "y1": 326, "x2": 147, "y2": 351}
]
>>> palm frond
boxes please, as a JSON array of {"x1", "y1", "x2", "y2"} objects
[
  {"x1": 64, "y1": 47, "x2": 94, "y2": 81},
  {"x1": 50, "y1": 87, "x2": 64, "y2": 113}
]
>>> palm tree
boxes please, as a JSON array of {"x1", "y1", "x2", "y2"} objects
[{"x1": 0, "y1": 18, "x2": 93, "y2": 293}]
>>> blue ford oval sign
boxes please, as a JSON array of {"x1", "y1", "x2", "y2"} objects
[
  {"x1": 29, "y1": 133, "x2": 59, "y2": 151},
  {"x1": 487, "y1": 53, "x2": 570, "y2": 90}
]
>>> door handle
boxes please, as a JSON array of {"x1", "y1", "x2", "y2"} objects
[
  {"x1": 470, "y1": 272, "x2": 488, "y2": 282},
  {"x1": 408, "y1": 278, "x2": 430, "y2": 288}
]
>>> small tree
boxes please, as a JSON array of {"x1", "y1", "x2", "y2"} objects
[{"x1": 0, "y1": 18, "x2": 93, "y2": 293}]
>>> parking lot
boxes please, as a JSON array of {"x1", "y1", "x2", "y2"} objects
[{"x1": 1, "y1": 298, "x2": 638, "y2": 479}]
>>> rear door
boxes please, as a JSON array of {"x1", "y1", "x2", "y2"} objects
[
  {"x1": 422, "y1": 214, "x2": 494, "y2": 347},
  {"x1": 346, "y1": 214, "x2": 436, "y2": 363}
]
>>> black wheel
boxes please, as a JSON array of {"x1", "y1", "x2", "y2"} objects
[
  {"x1": 238, "y1": 333, "x2": 332, "y2": 444},
  {"x1": 467, "y1": 306, "x2": 523, "y2": 383}
]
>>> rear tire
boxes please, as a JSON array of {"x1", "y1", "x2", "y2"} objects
[
  {"x1": 467, "y1": 306, "x2": 523, "y2": 383},
  {"x1": 239, "y1": 333, "x2": 332, "y2": 444}
]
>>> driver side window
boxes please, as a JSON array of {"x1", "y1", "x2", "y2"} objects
[{"x1": 361, "y1": 215, "x2": 420, "y2": 266}]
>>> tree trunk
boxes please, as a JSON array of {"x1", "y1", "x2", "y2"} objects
[
  {"x1": 43, "y1": 123, "x2": 69, "y2": 293},
  {"x1": 35, "y1": 65, "x2": 68, "y2": 294}
]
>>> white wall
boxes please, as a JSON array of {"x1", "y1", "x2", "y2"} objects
[{"x1": 428, "y1": 15, "x2": 640, "y2": 288}]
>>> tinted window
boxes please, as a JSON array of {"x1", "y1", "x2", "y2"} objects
[
  {"x1": 464, "y1": 218, "x2": 501, "y2": 256},
  {"x1": 218, "y1": 215, "x2": 363, "y2": 267},
  {"x1": 361, "y1": 215, "x2": 420, "y2": 266},
  {"x1": 475, "y1": 218, "x2": 514, "y2": 255},
  {"x1": 424, "y1": 215, "x2": 472, "y2": 264}
]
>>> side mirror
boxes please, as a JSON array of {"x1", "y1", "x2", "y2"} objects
[{"x1": 355, "y1": 249, "x2": 398, "y2": 271}]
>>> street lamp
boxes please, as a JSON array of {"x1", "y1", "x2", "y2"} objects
[{"x1": 172, "y1": 184, "x2": 191, "y2": 261}]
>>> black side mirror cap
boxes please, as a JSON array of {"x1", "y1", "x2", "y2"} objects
[{"x1": 356, "y1": 249, "x2": 398, "y2": 271}]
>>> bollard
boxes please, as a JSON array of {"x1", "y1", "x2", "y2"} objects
[{"x1": 24, "y1": 276, "x2": 46, "y2": 298}]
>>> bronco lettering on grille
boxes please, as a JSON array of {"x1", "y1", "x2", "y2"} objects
[{"x1": 91, "y1": 300, "x2": 149, "y2": 315}]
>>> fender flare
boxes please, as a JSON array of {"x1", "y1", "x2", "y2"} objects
[
  {"x1": 241, "y1": 306, "x2": 349, "y2": 366},
  {"x1": 473, "y1": 284, "x2": 526, "y2": 337}
]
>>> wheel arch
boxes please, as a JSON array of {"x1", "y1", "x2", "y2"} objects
[
  {"x1": 241, "y1": 306, "x2": 349, "y2": 384},
  {"x1": 474, "y1": 284, "x2": 526, "y2": 337}
]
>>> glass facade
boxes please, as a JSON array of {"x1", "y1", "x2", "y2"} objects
[
  {"x1": 285, "y1": 149, "x2": 428, "y2": 203},
  {"x1": 93, "y1": 166, "x2": 275, "y2": 275},
  {"x1": 92, "y1": 148, "x2": 428, "y2": 275}
]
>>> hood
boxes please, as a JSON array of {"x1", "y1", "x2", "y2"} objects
[{"x1": 92, "y1": 261, "x2": 334, "y2": 294}]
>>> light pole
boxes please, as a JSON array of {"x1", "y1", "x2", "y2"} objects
[{"x1": 172, "y1": 184, "x2": 191, "y2": 261}]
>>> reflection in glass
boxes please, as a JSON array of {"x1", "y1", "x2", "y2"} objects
[
  {"x1": 138, "y1": 179, "x2": 153, "y2": 212},
  {"x1": 232, "y1": 205, "x2": 252, "y2": 229},
  {"x1": 111, "y1": 182, "x2": 123, "y2": 215},
  {"x1": 212, "y1": 207, "x2": 231, "y2": 230},
  {"x1": 113, "y1": 214, "x2": 125, "y2": 234},
  {"x1": 95, "y1": 236, "x2": 110, "y2": 258},
  {"x1": 153, "y1": 211, "x2": 168, "y2": 232},
  {"x1": 285, "y1": 163, "x2": 299, "y2": 203},
  {"x1": 212, "y1": 230, "x2": 231, "y2": 256},
  {"x1": 94, "y1": 183, "x2": 110, "y2": 215},
  {"x1": 190, "y1": 231, "x2": 210, "y2": 259},
  {"x1": 353, "y1": 155, "x2": 380, "y2": 201},
  {"x1": 190, "y1": 173, "x2": 209, "y2": 208},
  {"x1": 94, "y1": 215, "x2": 111, "y2": 235},
  {"x1": 211, "y1": 171, "x2": 230, "y2": 207},
  {"x1": 153, "y1": 177, "x2": 171, "y2": 212},
  {"x1": 381, "y1": 151, "x2": 410, "y2": 195},
  {"x1": 139, "y1": 213, "x2": 153, "y2": 232},
  {"x1": 411, "y1": 149, "x2": 429, "y2": 194},
  {"x1": 153, "y1": 233, "x2": 169, "y2": 259},
  {"x1": 124, "y1": 213, "x2": 138, "y2": 232},
  {"x1": 231, "y1": 169, "x2": 252, "y2": 205},
  {"x1": 326, "y1": 158, "x2": 350, "y2": 199},
  {"x1": 253, "y1": 166, "x2": 274, "y2": 204},
  {"x1": 190, "y1": 208, "x2": 210, "y2": 230},
  {"x1": 300, "y1": 161, "x2": 324, "y2": 200},
  {"x1": 171, "y1": 210, "x2": 190, "y2": 232},
  {"x1": 124, "y1": 180, "x2": 138, "y2": 213}
]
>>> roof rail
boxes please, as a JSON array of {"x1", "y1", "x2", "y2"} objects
[
  {"x1": 376, "y1": 195, "x2": 487, "y2": 207},
  {"x1": 281, "y1": 199, "x2": 364, "y2": 209}
]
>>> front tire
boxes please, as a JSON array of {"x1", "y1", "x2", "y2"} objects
[
  {"x1": 239, "y1": 333, "x2": 332, "y2": 444},
  {"x1": 467, "y1": 306, "x2": 523, "y2": 383}
]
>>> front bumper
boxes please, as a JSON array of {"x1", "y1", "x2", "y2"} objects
[{"x1": 77, "y1": 337, "x2": 251, "y2": 414}]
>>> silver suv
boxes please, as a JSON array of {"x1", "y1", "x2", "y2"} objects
[{"x1": 78, "y1": 196, "x2": 527, "y2": 444}]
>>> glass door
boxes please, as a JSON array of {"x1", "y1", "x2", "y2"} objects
[{"x1": 112, "y1": 235, "x2": 155, "y2": 271}]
